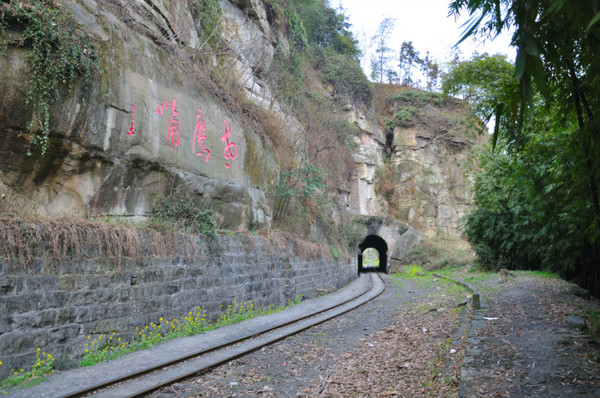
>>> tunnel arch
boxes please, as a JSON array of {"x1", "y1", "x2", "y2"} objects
[{"x1": 358, "y1": 234, "x2": 389, "y2": 274}]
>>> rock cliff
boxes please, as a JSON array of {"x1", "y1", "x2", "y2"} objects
[
  {"x1": 348, "y1": 87, "x2": 484, "y2": 236},
  {"x1": 0, "y1": 0, "x2": 279, "y2": 230},
  {"x1": 0, "y1": 0, "x2": 482, "y2": 237}
]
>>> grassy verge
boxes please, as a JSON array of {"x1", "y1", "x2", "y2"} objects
[
  {"x1": 587, "y1": 309, "x2": 600, "y2": 344},
  {"x1": 392, "y1": 264, "x2": 470, "y2": 304},
  {"x1": 0, "y1": 350, "x2": 54, "y2": 390},
  {"x1": 79, "y1": 297, "x2": 302, "y2": 367},
  {"x1": 401, "y1": 237, "x2": 475, "y2": 269},
  {"x1": 0, "y1": 297, "x2": 302, "y2": 389}
]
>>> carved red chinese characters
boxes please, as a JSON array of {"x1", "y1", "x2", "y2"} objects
[
  {"x1": 221, "y1": 120, "x2": 237, "y2": 169},
  {"x1": 193, "y1": 107, "x2": 210, "y2": 162},
  {"x1": 127, "y1": 102, "x2": 137, "y2": 136},
  {"x1": 129, "y1": 99, "x2": 238, "y2": 169},
  {"x1": 157, "y1": 98, "x2": 179, "y2": 150}
]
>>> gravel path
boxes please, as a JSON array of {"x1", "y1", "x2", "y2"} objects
[{"x1": 459, "y1": 273, "x2": 600, "y2": 397}]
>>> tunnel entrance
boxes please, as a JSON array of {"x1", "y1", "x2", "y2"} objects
[{"x1": 358, "y1": 234, "x2": 389, "y2": 274}]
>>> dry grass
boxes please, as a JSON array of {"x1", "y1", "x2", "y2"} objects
[
  {"x1": 0, "y1": 215, "x2": 192, "y2": 272},
  {"x1": 258, "y1": 228, "x2": 330, "y2": 261},
  {"x1": 0, "y1": 214, "x2": 333, "y2": 274},
  {"x1": 0, "y1": 181, "x2": 42, "y2": 220},
  {"x1": 1, "y1": 218, "x2": 129, "y2": 268}
]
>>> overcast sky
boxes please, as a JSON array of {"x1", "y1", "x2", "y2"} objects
[{"x1": 337, "y1": 0, "x2": 515, "y2": 78}]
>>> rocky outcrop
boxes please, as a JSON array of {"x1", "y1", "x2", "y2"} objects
[
  {"x1": 389, "y1": 102, "x2": 483, "y2": 236},
  {"x1": 350, "y1": 90, "x2": 485, "y2": 237},
  {"x1": 0, "y1": 0, "x2": 279, "y2": 230},
  {"x1": 346, "y1": 101, "x2": 386, "y2": 216},
  {"x1": 0, "y1": 1, "x2": 480, "y2": 237}
]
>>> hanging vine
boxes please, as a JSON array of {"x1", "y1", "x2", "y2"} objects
[{"x1": 0, "y1": 0, "x2": 97, "y2": 155}]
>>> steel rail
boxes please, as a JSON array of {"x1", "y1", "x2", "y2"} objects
[{"x1": 60, "y1": 273, "x2": 385, "y2": 398}]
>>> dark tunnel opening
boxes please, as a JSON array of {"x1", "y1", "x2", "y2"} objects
[{"x1": 358, "y1": 234, "x2": 389, "y2": 274}]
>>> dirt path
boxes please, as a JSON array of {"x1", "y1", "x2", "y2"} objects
[{"x1": 459, "y1": 273, "x2": 600, "y2": 397}]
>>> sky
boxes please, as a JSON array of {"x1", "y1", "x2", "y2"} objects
[{"x1": 336, "y1": 0, "x2": 515, "y2": 81}]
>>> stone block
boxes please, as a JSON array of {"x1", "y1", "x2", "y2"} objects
[
  {"x1": 34, "y1": 309, "x2": 57, "y2": 328},
  {"x1": 13, "y1": 313, "x2": 35, "y2": 329},
  {"x1": 69, "y1": 290, "x2": 95, "y2": 306},
  {"x1": 80, "y1": 322, "x2": 95, "y2": 336},
  {"x1": 93, "y1": 288, "x2": 112, "y2": 303},
  {"x1": 57, "y1": 307, "x2": 78, "y2": 324},
  {"x1": 94, "y1": 318, "x2": 118, "y2": 334},
  {"x1": 76, "y1": 305, "x2": 102, "y2": 323},
  {"x1": 0, "y1": 332, "x2": 34, "y2": 354},
  {"x1": 48, "y1": 325, "x2": 81, "y2": 344},
  {"x1": 107, "y1": 303, "x2": 130, "y2": 319},
  {"x1": 45, "y1": 290, "x2": 70, "y2": 308},
  {"x1": 0, "y1": 315, "x2": 12, "y2": 333},
  {"x1": 5, "y1": 294, "x2": 38, "y2": 313}
]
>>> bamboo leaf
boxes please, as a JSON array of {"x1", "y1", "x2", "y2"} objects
[
  {"x1": 530, "y1": 55, "x2": 549, "y2": 99},
  {"x1": 545, "y1": 0, "x2": 567, "y2": 16},
  {"x1": 456, "y1": 11, "x2": 486, "y2": 46},
  {"x1": 515, "y1": 46, "x2": 526, "y2": 79},
  {"x1": 492, "y1": 105, "x2": 501, "y2": 151},
  {"x1": 587, "y1": 11, "x2": 600, "y2": 30},
  {"x1": 523, "y1": 34, "x2": 538, "y2": 56}
]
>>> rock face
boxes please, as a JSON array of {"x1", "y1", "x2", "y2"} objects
[
  {"x1": 0, "y1": 1, "x2": 479, "y2": 236},
  {"x1": 390, "y1": 102, "x2": 483, "y2": 236},
  {"x1": 349, "y1": 91, "x2": 484, "y2": 237},
  {"x1": 347, "y1": 101, "x2": 386, "y2": 216},
  {"x1": 0, "y1": 0, "x2": 278, "y2": 230}
]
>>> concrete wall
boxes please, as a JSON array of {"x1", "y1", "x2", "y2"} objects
[{"x1": 0, "y1": 233, "x2": 355, "y2": 379}]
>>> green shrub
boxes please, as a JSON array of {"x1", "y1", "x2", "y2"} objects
[
  {"x1": 389, "y1": 90, "x2": 444, "y2": 107},
  {"x1": 312, "y1": 47, "x2": 371, "y2": 103},
  {"x1": 395, "y1": 106, "x2": 423, "y2": 126},
  {"x1": 190, "y1": 0, "x2": 223, "y2": 49},
  {"x1": 341, "y1": 219, "x2": 365, "y2": 249},
  {"x1": 148, "y1": 193, "x2": 216, "y2": 237}
]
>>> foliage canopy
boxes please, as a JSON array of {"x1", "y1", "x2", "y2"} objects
[{"x1": 450, "y1": 0, "x2": 600, "y2": 293}]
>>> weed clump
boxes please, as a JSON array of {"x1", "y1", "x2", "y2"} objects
[
  {"x1": 0, "y1": 349, "x2": 54, "y2": 389},
  {"x1": 148, "y1": 193, "x2": 216, "y2": 237}
]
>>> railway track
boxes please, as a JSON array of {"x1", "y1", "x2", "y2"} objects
[{"x1": 31, "y1": 273, "x2": 385, "y2": 398}]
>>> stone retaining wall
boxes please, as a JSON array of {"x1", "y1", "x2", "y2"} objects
[{"x1": 0, "y1": 233, "x2": 355, "y2": 379}]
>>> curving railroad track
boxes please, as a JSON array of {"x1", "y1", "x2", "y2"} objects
[{"x1": 9, "y1": 273, "x2": 385, "y2": 398}]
